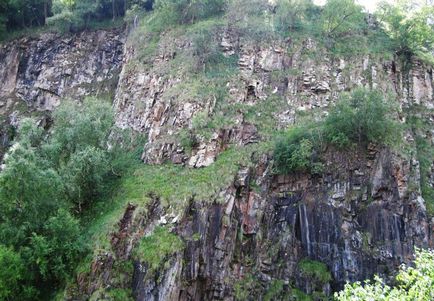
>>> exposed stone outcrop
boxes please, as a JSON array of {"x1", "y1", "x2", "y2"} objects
[
  {"x1": 113, "y1": 32, "x2": 433, "y2": 168},
  {"x1": 69, "y1": 144, "x2": 431, "y2": 300},
  {"x1": 0, "y1": 28, "x2": 124, "y2": 110},
  {"x1": 1, "y1": 21, "x2": 434, "y2": 301},
  {"x1": 0, "y1": 28, "x2": 124, "y2": 161}
]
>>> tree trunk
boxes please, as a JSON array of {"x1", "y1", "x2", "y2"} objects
[
  {"x1": 44, "y1": 1, "x2": 47, "y2": 25},
  {"x1": 112, "y1": 0, "x2": 116, "y2": 21}
]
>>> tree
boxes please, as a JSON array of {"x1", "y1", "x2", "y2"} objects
[
  {"x1": 29, "y1": 209, "x2": 85, "y2": 282},
  {"x1": 377, "y1": 0, "x2": 434, "y2": 64},
  {"x1": 335, "y1": 248, "x2": 434, "y2": 300},
  {"x1": 0, "y1": 143, "x2": 65, "y2": 246},
  {"x1": 324, "y1": 88, "x2": 400, "y2": 147},
  {"x1": 44, "y1": 97, "x2": 113, "y2": 165},
  {"x1": 0, "y1": 97, "x2": 118, "y2": 299},
  {"x1": 0, "y1": 245, "x2": 24, "y2": 301},
  {"x1": 61, "y1": 146, "x2": 109, "y2": 212},
  {"x1": 319, "y1": 0, "x2": 366, "y2": 52},
  {"x1": 274, "y1": 0, "x2": 315, "y2": 35},
  {"x1": 153, "y1": 0, "x2": 225, "y2": 25}
]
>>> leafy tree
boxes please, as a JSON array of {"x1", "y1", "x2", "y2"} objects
[
  {"x1": 44, "y1": 98, "x2": 113, "y2": 165},
  {"x1": 0, "y1": 97, "x2": 120, "y2": 299},
  {"x1": 320, "y1": 0, "x2": 364, "y2": 39},
  {"x1": 61, "y1": 146, "x2": 109, "y2": 212},
  {"x1": 29, "y1": 209, "x2": 85, "y2": 282},
  {"x1": 153, "y1": 0, "x2": 225, "y2": 25},
  {"x1": 377, "y1": 1, "x2": 434, "y2": 64},
  {"x1": 335, "y1": 248, "x2": 434, "y2": 300},
  {"x1": 0, "y1": 144, "x2": 65, "y2": 246},
  {"x1": 274, "y1": 0, "x2": 316, "y2": 36},
  {"x1": 0, "y1": 245, "x2": 24, "y2": 301},
  {"x1": 324, "y1": 88, "x2": 400, "y2": 147},
  {"x1": 226, "y1": 0, "x2": 274, "y2": 43}
]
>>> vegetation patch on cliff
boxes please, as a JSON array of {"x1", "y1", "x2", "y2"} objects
[
  {"x1": 273, "y1": 88, "x2": 401, "y2": 174},
  {"x1": 133, "y1": 226, "x2": 184, "y2": 272}
]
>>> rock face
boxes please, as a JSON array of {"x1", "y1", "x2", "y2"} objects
[
  {"x1": 1, "y1": 23, "x2": 434, "y2": 300},
  {"x1": 0, "y1": 28, "x2": 124, "y2": 160},
  {"x1": 0, "y1": 29, "x2": 124, "y2": 110}
]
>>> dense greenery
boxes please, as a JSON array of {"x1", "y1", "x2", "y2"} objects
[
  {"x1": 274, "y1": 88, "x2": 401, "y2": 174},
  {"x1": 0, "y1": 98, "x2": 135, "y2": 300},
  {"x1": 0, "y1": 0, "x2": 433, "y2": 299},
  {"x1": 324, "y1": 88, "x2": 400, "y2": 148},
  {"x1": 2, "y1": 0, "x2": 433, "y2": 66},
  {"x1": 335, "y1": 248, "x2": 434, "y2": 300},
  {"x1": 377, "y1": 1, "x2": 434, "y2": 64},
  {"x1": 274, "y1": 124, "x2": 324, "y2": 174}
]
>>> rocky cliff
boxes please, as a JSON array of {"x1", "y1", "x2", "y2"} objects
[{"x1": 0, "y1": 19, "x2": 433, "y2": 300}]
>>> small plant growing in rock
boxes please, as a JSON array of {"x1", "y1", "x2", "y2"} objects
[
  {"x1": 298, "y1": 258, "x2": 332, "y2": 285},
  {"x1": 133, "y1": 226, "x2": 184, "y2": 273}
]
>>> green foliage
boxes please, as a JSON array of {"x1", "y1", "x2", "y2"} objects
[
  {"x1": 61, "y1": 146, "x2": 109, "y2": 211},
  {"x1": 153, "y1": 0, "x2": 224, "y2": 25},
  {"x1": 46, "y1": 98, "x2": 113, "y2": 162},
  {"x1": 377, "y1": 1, "x2": 434, "y2": 64},
  {"x1": 319, "y1": 0, "x2": 366, "y2": 51},
  {"x1": 273, "y1": 124, "x2": 324, "y2": 174},
  {"x1": 234, "y1": 273, "x2": 258, "y2": 301},
  {"x1": 264, "y1": 279, "x2": 285, "y2": 301},
  {"x1": 324, "y1": 88, "x2": 400, "y2": 148},
  {"x1": 274, "y1": 0, "x2": 316, "y2": 36},
  {"x1": 274, "y1": 88, "x2": 401, "y2": 175},
  {"x1": 29, "y1": 209, "x2": 86, "y2": 282},
  {"x1": 409, "y1": 111, "x2": 434, "y2": 215},
  {"x1": 0, "y1": 97, "x2": 130, "y2": 299},
  {"x1": 298, "y1": 258, "x2": 332, "y2": 284},
  {"x1": 0, "y1": 245, "x2": 24, "y2": 301},
  {"x1": 335, "y1": 248, "x2": 434, "y2": 300},
  {"x1": 134, "y1": 226, "x2": 184, "y2": 272},
  {"x1": 107, "y1": 288, "x2": 134, "y2": 301},
  {"x1": 0, "y1": 144, "x2": 66, "y2": 246},
  {"x1": 188, "y1": 18, "x2": 226, "y2": 72},
  {"x1": 226, "y1": 0, "x2": 274, "y2": 44}
]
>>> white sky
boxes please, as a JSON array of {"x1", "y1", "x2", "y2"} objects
[{"x1": 313, "y1": 0, "x2": 393, "y2": 12}]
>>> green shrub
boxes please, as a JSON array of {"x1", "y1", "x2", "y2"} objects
[
  {"x1": 234, "y1": 273, "x2": 258, "y2": 301},
  {"x1": 226, "y1": 0, "x2": 275, "y2": 44},
  {"x1": 274, "y1": 0, "x2": 319, "y2": 38},
  {"x1": 273, "y1": 124, "x2": 324, "y2": 174},
  {"x1": 60, "y1": 146, "x2": 110, "y2": 212},
  {"x1": 298, "y1": 258, "x2": 332, "y2": 284},
  {"x1": 324, "y1": 88, "x2": 400, "y2": 148},
  {"x1": 0, "y1": 245, "x2": 24, "y2": 301},
  {"x1": 29, "y1": 209, "x2": 86, "y2": 282},
  {"x1": 264, "y1": 279, "x2": 285, "y2": 301}
]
